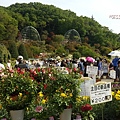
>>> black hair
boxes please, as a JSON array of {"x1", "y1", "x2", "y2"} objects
[{"x1": 118, "y1": 61, "x2": 120, "y2": 64}]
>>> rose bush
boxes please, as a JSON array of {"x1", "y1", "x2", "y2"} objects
[
  {"x1": 24, "y1": 67, "x2": 82, "y2": 119},
  {"x1": 0, "y1": 68, "x2": 37, "y2": 111}
]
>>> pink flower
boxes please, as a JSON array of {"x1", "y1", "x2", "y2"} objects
[
  {"x1": 35, "y1": 106, "x2": 43, "y2": 113},
  {"x1": 73, "y1": 68, "x2": 77, "y2": 72},
  {"x1": 49, "y1": 116, "x2": 54, "y2": 120},
  {"x1": 42, "y1": 69, "x2": 46, "y2": 74},
  {"x1": 9, "y1": 69, "x2": 14, "y2": 73},
  {"x1": 1, "y1": 118, "x2": 7, "y2": 120},
  {"x1": 31, "y1": 118, "x2": 36, "y2": 120}
]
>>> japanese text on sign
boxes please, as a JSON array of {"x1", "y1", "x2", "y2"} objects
[
  {"x1": 90, "y1": 82, "x2": 112, "y2": 105},
  {"x1": 86, "y1": 66, "x2": 98, "y2": 75}
]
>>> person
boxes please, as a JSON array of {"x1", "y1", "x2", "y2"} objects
[
  {"x1": 0, "y1": 59, "x2": 5, "y2": 71},
  {"x1": 72, "y1": 59, "x2": 78, "y2": 69},
  {"x1": 101, "y1": 59, "x2": 109, "y2": 77},
  {"x1": 83, "y1": 60, "x2": 91, "y2": 77},
  {"x1": 61, "y1": 60, "x2": 67, "y2": 67},
  {"x1": 78, "y1": 59, "x2": 85, "y2": 75},
  {"x1": 15, "y1": 56, "x2": 28, "y2": 69},
  {"x1": 112, "y1": 56, "x2": 119, "y2": 70},
  {"x1": 96, "y1": 58, "x2": 103, "y2": 78},
  {"x1": 115, "y1": 61, "x2": 120, "y2": 82},
  {"x1": 0, "y1": 59, "x2": 5, "y2": 79},
  {"x1": 7, "y1": 60, "x2": 12, "y2": 70}
]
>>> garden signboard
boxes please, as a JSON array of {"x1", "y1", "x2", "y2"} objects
[
  {"x1": 86, "y1": 66, "x2": 98, "y2": 75},
  {"x1": 86, "y1": 65, "x2": 98, "y2": 84},
  {"x1": 90, "y1": 82, "x2": 112, "y2": 105}
]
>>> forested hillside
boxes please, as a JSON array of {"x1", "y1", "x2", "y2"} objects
[{"x1": 0, "y1": 2, "x2": 120, "y2": 59}]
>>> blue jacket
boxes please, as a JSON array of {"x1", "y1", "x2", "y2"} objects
[{"x1": 112, "y1": 58, "x2": 119, "y2": 67}]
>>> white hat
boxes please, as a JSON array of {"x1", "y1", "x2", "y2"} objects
[{"x1": 17, "y1": 55, "x2": 23, "y2": 60}]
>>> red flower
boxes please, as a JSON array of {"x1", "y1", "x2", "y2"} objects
[
  {"x1": 25, "y1": 91, "x2": 29, "y2": 94},
  {"x1": 37, "y1": 68, "x2": 41, "y2": 72},
  {"x1": 30, "y1": 76, "x2": 35, "y2": 80},
  {"x1": 10, "y1": 95, "x2": 18, "y2": 101},
  {"x1": 67, "y1": 104, "x2": 72, "y2": 108},
  {"x1": 19, "y1": 70, "x2": 25, "y2": 74},
  {"x1": 44, "y1": 84, "x2": 47, "y2": 90},
  {"x1": 81, "y1": 104, "x2": 92, "y2": 112},
  {"x1": 50, "y1": 76, "x2": 56, "y2": 80},
  {"x1": 17, "y1": 68, "x2": 21, "y2": 71},
  {"x1": 47, "y1": 68, "x2": 51, "y2": 72},
  {"x1": 30, "y1": 69, "x2": 34, "y2": 73},
  {"x1": 33, "y1": 71, "x2": 37, "y2": 76},
  {"x1": 73, "y1": 68, "x2": 77, "y2": 72},
  {"x1": 42, "y1": 69, "x2": 45, "y2": 74}
]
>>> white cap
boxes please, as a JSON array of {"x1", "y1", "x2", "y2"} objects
[{"x1": 17, "y1": 55, "x2": 23, "y2": 60}]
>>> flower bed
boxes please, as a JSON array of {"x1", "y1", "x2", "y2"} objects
[{"x1": 0, "y1": 67, "x2": 120, "y2": 120}]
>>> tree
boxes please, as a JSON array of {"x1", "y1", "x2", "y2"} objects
[
  {"x1": 8, "y1": 41, "x2": 18, "y2": 59},
  {"x1": 73, "y1": 52, "x2": 81, "y2": 59},
  {"x1": 18, "y1": 43, "x2": 28, "y2": 60},
  {"x1": 0, "y1": 7, "x2": 18, "y2": 40},
  {"x1": 52, "y1": 35, "x2": 64, "y2": 43}
]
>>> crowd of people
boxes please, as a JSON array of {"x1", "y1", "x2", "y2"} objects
[{"x1": 0, "y1": 55, "x2": 120, "y2": 82}]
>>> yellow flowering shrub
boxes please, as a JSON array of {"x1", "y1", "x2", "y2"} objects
[{"x1": 112, "y1": 90, "x2": 120, "y2": 100}]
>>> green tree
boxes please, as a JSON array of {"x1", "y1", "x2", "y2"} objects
[
  {"x1": 52, "y1": 35, "x2": 64, "y2": 43},
  {"x1": 18, "y1": 43, "x2": 28, "y2": 60},
  {"x1": 73, "y1": 52, "x2": 81, "y2": 59},
  {"x1": 0, "y1": 7, "x2": 18, "y2": 40},
  {"x1": 8, "y1": 41, "x2": 18, "y2": 59}
]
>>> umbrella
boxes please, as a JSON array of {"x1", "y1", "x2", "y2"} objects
[
  {"x1": 86, "y1": 57, "x2": 95, "y2": 63},
  {"x1": 108, "y1": 50, "x2": 120, "y2": 56}
]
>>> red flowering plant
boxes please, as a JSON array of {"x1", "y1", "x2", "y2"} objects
[
  {"x1": 73, "y1": 96, "x2": 95, "y2": 120},
  {"x1": 0, "y1": 68, "x2": 37, "y2": 111},
  {"x1": 27, "y1": 67, "x2": 82, "y2": 118},
  {"x1": 80, "y1": 104, "x2": 94, "y2": 120}
]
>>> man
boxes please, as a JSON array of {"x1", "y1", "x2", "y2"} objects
[
  {"x1": 0, "y1": 59, "x2": 5, "y2": 70},
  {"x1": 112, "y1": 56, "x2": 119, "y2": 70},
  {"x1": 0, "y1": 59, "x2": 5, "y2": 79},
  {"x1": 115, "y1": 60, "x2": 120, "y2": 82},
  {"x1": 15, "y1": 56, "x2": 28, "y2": 69}
]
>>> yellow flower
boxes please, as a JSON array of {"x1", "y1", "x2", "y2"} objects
[
  {"x1": 115, "y1": 94, "x2": 120, "y2": 100},
  {"x1": 42, "y1": 99, "x2": 46, "y2": 104},
  {"x1": 66, "y1": 89, "x2": 70, "y2": 91},
  {"x1": 23, "y1": 95, "x2": 27, "y2": 100},
  {"x1": 19, "y1": 93, "x2": 22, "y2": 97},
  {"x1": 76, "y1": 97, "x2": 81, "y2": 102},
  {"x1": 117, "y1": 90, "x2": 120, "y2": 94},
  {"x1": 38, "y1": 92, "x2": 44, "y2": 97},
  {"x1": 111, "y1": 91, "x2": 115, "y2": 96},
  {"x1": 56, "y1": 89, "x2": 59, "y2": 92},
  {"x1": 27, "y1": 107, "x2": 29, "y2": 111},
  {"x1": 6, "y1": 96, "x2": 9, "y2": 100},
  {"x1": 115, "y1": 96, "x2": 120, "y2": 100},
  {"x1": 0, "y1": 104, "x2": 2, "y2": 109},
  {"x1": 61, "y1": 93, "x2": 66, "y2": 97},
  {"x1": 82, "y1": 96, "x2": 90, "y2": 100},
  {"x1": 69, "y1": 93, "x2": 73, "y2": 97}
]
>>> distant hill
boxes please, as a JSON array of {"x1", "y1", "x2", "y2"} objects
[{"x1": 0, "y1": 2, "x2": 120, "y2": 58}]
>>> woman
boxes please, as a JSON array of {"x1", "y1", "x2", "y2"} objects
[{"x1": 115, "y1": 61, "x2": 120, "y2": 82}]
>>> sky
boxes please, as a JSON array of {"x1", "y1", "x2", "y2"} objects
[{"x1": 0, "y1": 0, "x2": 120, "y2": 34}]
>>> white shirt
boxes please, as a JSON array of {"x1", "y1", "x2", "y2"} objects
[{"x1": 0, "y1": 63, "x2": 5, "y2": 70}]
